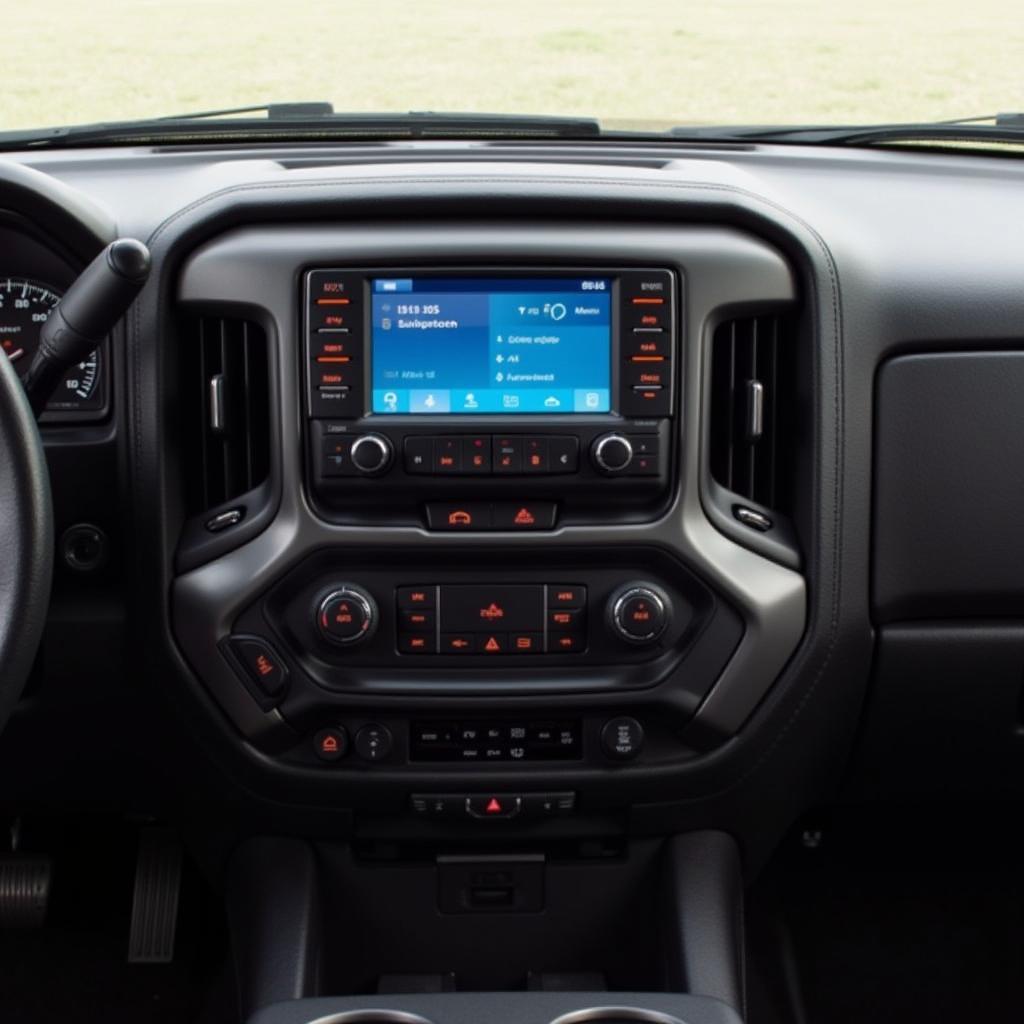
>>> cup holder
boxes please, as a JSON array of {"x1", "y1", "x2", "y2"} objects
[
  {"x1": 308, "y1": 1012, "x2": 437, "y2": 1024},
  {"x1": 549, "y1": 1009, "x2": 687, "y2": 1024}
]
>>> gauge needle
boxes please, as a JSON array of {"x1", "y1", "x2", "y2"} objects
[{"x1": 2, "y1": 346, "x2": 24, "y2": 361}]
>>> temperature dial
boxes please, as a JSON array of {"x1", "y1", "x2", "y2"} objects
[
  {"x1": 317, "y1": 586, "x2": 378, "y2": 647},
  {"x1": 608, "y1": 583, "x2": 670, "y2": 645}
]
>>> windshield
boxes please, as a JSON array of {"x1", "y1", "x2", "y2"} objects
[{"x1": 7, "y1": 0, "x2": 1022, "y2": 132}]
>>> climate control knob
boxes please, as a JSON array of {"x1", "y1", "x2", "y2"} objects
[
  {"x1": 608, "y1": 583, "x2": 670, "y2": 645},
  {"x1": 317, "y1": 586, "x2": 378, "y2": 647},
  {"x1": 591, "y1": 433, "x2": 633, "y2": 474},
  {"x1": 350, "y1": 433, "x2": 393, "y2": 475}
]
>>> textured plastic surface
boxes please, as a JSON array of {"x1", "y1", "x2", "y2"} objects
[{"x1": 875, "y1": 352, "x2": 1024, "y2": 620}]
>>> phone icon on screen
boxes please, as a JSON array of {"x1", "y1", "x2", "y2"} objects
[{"x1": 448, "y1": 510, "x2": 473, "y2": 526}]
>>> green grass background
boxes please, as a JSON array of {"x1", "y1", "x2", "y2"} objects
[{"x1": 5, "y1": 0, "x2": 1022, "y2": 130}]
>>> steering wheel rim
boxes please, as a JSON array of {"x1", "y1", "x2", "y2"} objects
[{"x1": 0, "y1": 349, "x2": 52, "y2": 733}]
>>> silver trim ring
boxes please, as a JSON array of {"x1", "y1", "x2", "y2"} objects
[
  {"x1": 612, "y1": 586, "x2": 668, "y2": 643},
  {"x1": 317, "y1": 587, "x2": 375, "y2": 646},
  {"x1": 549, "y1": 1007, "x2": 687, "y2": 1024},
  {"x1": 350, "y1": 433, "x2": 393, "y2": 474},
  {"x1": 305, "y1": 1012, "x2": 437, "y2": 1024}
]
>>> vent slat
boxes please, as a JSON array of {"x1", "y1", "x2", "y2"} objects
[
  {"x1": 709, "y1": 312, "x2": 792, "y2": 515},
  {"x1": 181, "y1": 315, "x2": 271, "y2": 518}
]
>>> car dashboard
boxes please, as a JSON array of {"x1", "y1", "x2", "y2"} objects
[{"x1": 2, "y1": 138, "x2": 1023, "y2": 1022}]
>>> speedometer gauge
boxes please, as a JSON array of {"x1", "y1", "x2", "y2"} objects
[{"x1": 0, "y1": 277, "x2": 106, "y2": 417}]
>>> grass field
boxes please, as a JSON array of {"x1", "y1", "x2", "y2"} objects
[{"x1": 4, "y1": 1, "x2": 1022, "y2": 131}]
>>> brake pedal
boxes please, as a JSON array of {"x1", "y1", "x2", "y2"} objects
[
  {"x1": 0, "y1": 855, "x2": 51, "y2": 927},
  {"x1": 127, "y1": 827, "x2": 183, "y2": 963}
]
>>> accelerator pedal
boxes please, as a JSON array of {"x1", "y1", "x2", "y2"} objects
[{"x1": 127, "y1": 826, "x2": 183, "y2": 963}]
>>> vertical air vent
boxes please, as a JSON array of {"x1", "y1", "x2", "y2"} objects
[
  {"x1": 708, "y1": 313, "x2": 794, "y2": 515},
  {"x1": 181, "y1": 316, "x2": 271, "y2": 517}
]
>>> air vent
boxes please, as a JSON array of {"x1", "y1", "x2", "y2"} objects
[
  {"x1": 181, "y1": 316, "x2": 271, "y2": 517},
  {"x1": 708, "y1": 313, "x2": 794, "y2": 515}
]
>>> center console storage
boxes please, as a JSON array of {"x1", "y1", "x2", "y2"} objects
[{"x1": 228, "y1": 831, "x2": 745, "y2": 1023}]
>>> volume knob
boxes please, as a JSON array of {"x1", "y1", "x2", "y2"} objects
[
  {"x1": 592, "y1": 433, "x2": 633, "y2": 474},
  {"x1": 350, "y1": 433, "x2": 393, "y2": 475}
]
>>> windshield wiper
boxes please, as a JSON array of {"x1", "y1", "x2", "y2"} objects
[
  {"x1": 672, "y1": 113, "x2": 1024, "y2": 146},
  {"x1": 0, "y1": 108, "x2": 603, "y2": 149}
]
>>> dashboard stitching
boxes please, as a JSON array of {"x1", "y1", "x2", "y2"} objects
[{"x1": 135, "y1": 171, "x2": 844, "y2": 793}]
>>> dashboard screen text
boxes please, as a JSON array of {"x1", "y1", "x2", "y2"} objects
[{"x1": 370, "y1": 276, "x2": 612, "y2": 414}]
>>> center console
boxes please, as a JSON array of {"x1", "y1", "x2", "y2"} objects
[{"x1": 171, "y1": 221, "x2": 805, "y2": 820}]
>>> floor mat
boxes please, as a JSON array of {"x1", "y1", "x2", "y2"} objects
[{"x1": 748, "y1": 808, "x2": 1024, "y2": 1024}]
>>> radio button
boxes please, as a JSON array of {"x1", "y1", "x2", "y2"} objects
[
  {"x1": 548, "y1": 632, "x2": 585, "y2": 654},
  {"x1": 322, "y1": 436, "x2": 355, "y2": 476},
  {"x1": 493, "y1": 436, "x2": 523, "y2": 473},
  {"x1": 399, "y1": 608, "x2": 435, "y2": 632},
  {"x1": 397, "y1": 586, "x2": 435, "y2": 609},
  {"x1": 510, "y1": 632, "x2": 543, "y2": 653},
  {"x1": 621, "y1": 387, "x2": 671, "y2": 417},
  {"x1": 522, "y1": 437, "x2": 549, "y2": 473},
  {"x1": 462, "y1": 436, "x2": 492, "y2": 473},
  {"x1": 399, "y1": 632, "x2": 436, "y2": 654},
  {"x1": 547, "y1": 436, "x2": 580, "y2": 473},
  {"x1": 441, "y1": 634, "x2": 475, "y2": 654},
  {"x1": 623, "y1": 333, "x2": 669, "y2": 359},
  {"x1": 313, "y1": 337, "x2": 354, "y2": 358},
  {"x1": 625, "y1": 364, "x2": 669, "y2": 390},
  {"x1": 547, "y1": 585, "x2": 586, "y2": 608},
  {"x1": 548, "y1": 608, "x2": 584, "y2": 630},
  {"x1": 404, "y1": 436, "x2": 433, "y2": 474},
  {"x1": 433, "y1": 436, "x2": 462, "y2": 473}
]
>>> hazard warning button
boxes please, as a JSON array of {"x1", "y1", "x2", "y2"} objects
[{"x1": 465, "y1": 794, "x2": 523, "y2": 819}]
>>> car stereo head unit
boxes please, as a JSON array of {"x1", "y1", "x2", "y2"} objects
[{"x1": 303, "y1": 267, "x2": 677, "y2": 528}]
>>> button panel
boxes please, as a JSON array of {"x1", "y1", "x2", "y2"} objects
[
  {"x1": 396, "y1": 583, "x2": 587, "y2": 655},
  {"x1": 306, "y1": 271, "x2": 366, "y2": 417},
  {"x1": 410, "y1": 791, "x2": 577, "y2": 819},
  {"x1": 618, "y1": 270, "x2": 674, "y2": 418},
  {"x1": 411, "y1": 720, "x2": 582, "y2": 761},
  {"x1": 425, "y1": 501, "x2": 558, "y2": 531},
  {"x1": 402, "y1": 434, "x2": 579, "y2": 476}
]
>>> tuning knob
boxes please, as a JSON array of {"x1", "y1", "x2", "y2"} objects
[
  {"x1": 608, "y1": 582, "x2": 670, "y2": 645},
  {"x1": 317, "y1": 585, "x2": 378, "y2": 647},
  {"x1": 350, "y1": 433, "x2": 393, "y2": 475},
  {"x1": 592, "y1": 433, "x2": 633, "y2": 474}
]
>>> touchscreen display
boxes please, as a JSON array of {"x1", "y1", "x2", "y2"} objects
[{"x1": 370, "y1": 276, "x2": 612, "y2": 414}]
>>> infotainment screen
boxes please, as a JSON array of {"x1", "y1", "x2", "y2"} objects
[{"x1": 369, "y1": 276, "x2": 612, "y2": 414}]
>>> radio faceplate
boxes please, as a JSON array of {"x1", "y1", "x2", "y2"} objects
[{"x1": 304, "y1": 267, "x2": 678, "y2": 527}]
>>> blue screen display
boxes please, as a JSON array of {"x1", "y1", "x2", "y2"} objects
[{"x1": 370, "y1": 277, "x2": 612, "y2": 415}]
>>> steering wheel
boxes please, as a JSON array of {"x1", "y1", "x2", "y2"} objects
[{"x1": 0, "y1": 349, "x2": 52, "y2": 734}]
